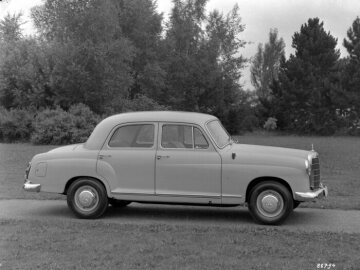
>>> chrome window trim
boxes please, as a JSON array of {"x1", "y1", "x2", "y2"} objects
[
  {"x1": 158, "y1": 122, "x2": 214, "y2": 151},
  {"x1": 105, "y1": 122, "x2": 157, "y2": 150},
  {"x1": 205, "y1": 119, "x2": 231, "y2": 149}
]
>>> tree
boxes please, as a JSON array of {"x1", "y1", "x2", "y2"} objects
[
  {"x1": 342, "y1": 17, "x2": 360, "y2": 132},
  {"x1": 0, "y1": 13, "x2": 27, "y2": 108},
  {"x1": 251, "y1": 28, "x2": 285, "y2": 102},
  {"x1": 31, "y1": 0, "x2": 134, "y2": 114},
  {"x1": 114, "y1": 0, "x2": 165, "y2": 100},
  {"x1": 162, "y1": 0, "x2": 247, "y2": 129},
  {"x1": 271, "y1": 18, "x2": 341, "y2": 134},
  {"x1": 0, "y1": 13, "x2": 23, "y2": 43}
]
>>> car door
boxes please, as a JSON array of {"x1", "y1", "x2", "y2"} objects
[
  {"x1": 155, "y1": 123, "x2": 221, "y2": 203},
  {"x1": 97, "y1": 122, "x2": 157, "y2": 195}
]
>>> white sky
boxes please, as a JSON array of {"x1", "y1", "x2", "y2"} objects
[{"x1": 1, "y1": 0, "x2": 359, "y2": 90}]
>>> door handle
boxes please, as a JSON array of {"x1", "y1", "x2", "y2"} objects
[
  {"x1": 98, "y1": 154, "x2": 112, "y2": 159},
  {"x1": 157, "y1": 155, "x2": 170, "y2": 160}
]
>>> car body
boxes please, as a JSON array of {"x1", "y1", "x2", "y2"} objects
[{"x1": 24, "y1": 111, "x2": 328, "y2": 224}]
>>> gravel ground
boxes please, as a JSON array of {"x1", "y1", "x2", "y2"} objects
[{"x1": 1, "y1": 199, "x2": 360, "y2": 233}]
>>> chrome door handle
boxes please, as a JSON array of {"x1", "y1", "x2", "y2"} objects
[
  {"x1": 98, "y1": 154, "x2": 112, "y2": 159},
  {"x1": 157, "y1": 155, "x2": 170, "y2": 160}
]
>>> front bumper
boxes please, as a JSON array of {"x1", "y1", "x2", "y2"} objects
[
  {"x1": 23, "y1": 180, "x2": 41, "y2": 192},
  {"x1": 294, "y1": 184, "x2": 328, "y2": 202}
]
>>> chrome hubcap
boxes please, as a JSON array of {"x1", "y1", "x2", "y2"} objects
[
  {"x1": 257, "y1": 190, "x2": 284, "y2": 218},
  {"x1": 261, "y1": 195, "x2": 279, "y2": 212},
  {"x1": 79, "y1": 190, "x2": 96, "y2": 207},
  {"x1": 75, "y1": 186, "x2": 99, "y2": 212}
]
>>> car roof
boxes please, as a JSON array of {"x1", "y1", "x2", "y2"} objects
[{"x1": 85, "y1": 111, "x2": 218, "y2": 150}]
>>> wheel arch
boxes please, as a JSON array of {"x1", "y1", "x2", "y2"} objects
[
  {"x1": 64, "y1": 176, "x2": 109, "y2": 196},
  {"x1": 245, "y1": 176, "x2": 293, "y2": 203}
]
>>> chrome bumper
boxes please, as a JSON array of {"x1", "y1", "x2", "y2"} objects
[
  {"x1": 294, "y1": 184, "x2": 328, "y2": 202},
  {"x1": 23, "y1": 180, "x2": 41, "y2": 192}
]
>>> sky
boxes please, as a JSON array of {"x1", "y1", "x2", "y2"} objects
[{"x1": 1, "y1": 0, "x2": 360, "y2": 90}]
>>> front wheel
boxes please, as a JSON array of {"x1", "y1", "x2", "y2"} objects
[
  {"x1": 248, "y1": 181, "x2": 293, "y2": 225},
  {"x1": 67, "y1": 178, "x2": 108, "y2": 219}
]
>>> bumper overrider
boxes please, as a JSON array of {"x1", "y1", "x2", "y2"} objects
[
  {"x1": 23, "y1": 180, "x2": 41, "y2": 192},
  {"x1": 294, "y1": 183, "x2": 328, "y2": 202},
  {"x1": 23, "y1": 163, "x2": 41, "y2": 192}
]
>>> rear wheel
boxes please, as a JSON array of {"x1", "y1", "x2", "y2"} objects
[
  {"x1": 248, "y1": 181, "x2": 293, "y2": 225},
  {"x1": 67, "y1": 178, "x2": 108, "y2": 219}
]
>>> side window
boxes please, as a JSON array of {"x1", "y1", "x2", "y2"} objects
[
  {"x1": 109, "y1": 124, "x2": 154, "y2": 148},
  {"x1": 194, "y1": 127, "x2": 209, "y2": 149},
  {"x1": 162, "y1": 125, "x2": 193, "y2": 148}
]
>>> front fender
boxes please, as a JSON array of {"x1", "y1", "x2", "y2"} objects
[{"x1": 221, "y1": 163, "x2": 310, "y2": 203}]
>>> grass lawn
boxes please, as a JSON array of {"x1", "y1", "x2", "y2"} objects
[
  {"x1": 0, "y1": 219, "x2": 359, "y2": 270},
  {"x1": 0, "y1": 143, "x2": 62, "y2": 200},
  {"x1": 0, "y1": 134, "x2": 359, "y2": 209}
]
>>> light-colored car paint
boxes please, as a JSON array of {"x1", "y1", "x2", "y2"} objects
[{"x1": 24, "y1": 111, "x2": 327, "y2": 206}]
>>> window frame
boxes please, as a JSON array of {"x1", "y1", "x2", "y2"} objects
[
  {"x1": 205, "y1": 119, "x2": 231, "y2": 149},
  {"x1": 106, "y1": 122, "x2": 157, "y2": 149},
  {"x1": 159, "y1": 122, "x2": 211, "y2": 151}
]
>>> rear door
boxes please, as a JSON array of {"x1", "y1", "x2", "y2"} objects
[{"x1": 97, "y1": 122, "x2": 157, "y2": 194}]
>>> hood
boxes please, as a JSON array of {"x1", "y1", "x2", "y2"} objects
[
  {"x1": 226, "y1": 143, "x2": 314, "y2": 168},
  {"x1": 233, "y1": 144, "x2": 310, "y2": 159}
]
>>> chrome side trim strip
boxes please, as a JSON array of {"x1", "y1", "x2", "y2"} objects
[
  {"x1": 222, "y1": 195, "x2": 243, "y2": 198},
  {"x1": 111, "y1": 191, "x2": 220, "y2": 199}
]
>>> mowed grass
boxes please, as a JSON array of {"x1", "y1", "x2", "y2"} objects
[
  {"x1": 1, "y1": 135, "x2": 359, "y2": 209},
  {"x1": 1, "y1": 219, "x2": 359, "y2": 270},
  {"x1": 236, "y1": 134, "x2": 360, "y2": 210}
]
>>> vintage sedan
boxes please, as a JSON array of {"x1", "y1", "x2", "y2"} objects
[{"x1": 24, "y1": 111, "x2": 328, "y2": 224}]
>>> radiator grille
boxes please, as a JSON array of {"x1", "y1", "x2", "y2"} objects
[{"x1": 310, "y1": 157, "x2": 320, "y2": 189}]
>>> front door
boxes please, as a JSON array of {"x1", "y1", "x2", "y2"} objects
[
  {"x1": 97, "y1": 122, "x2": 157, "y2": 195},
  {"x1": 155, "y1": 123, "x2": 221, "y2": 203}
]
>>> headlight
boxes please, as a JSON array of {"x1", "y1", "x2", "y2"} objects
[{"x1": 305, "y1": 154, "x2": 313, "y2": 176}]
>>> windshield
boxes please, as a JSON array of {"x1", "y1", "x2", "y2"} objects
[{"x1": 206, "y1": 120, "x2": 230, "y2": 148}]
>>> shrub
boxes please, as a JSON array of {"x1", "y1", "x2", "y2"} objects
[
  {"x1": 31, "y1": 104, "x2": 100, "y2": 145},
  {"x1": 68, "y1": 103, "x2": 101, "y2": 143},
  {"x1": 264, "y1": 117, "x2": 277, "y2": 131},
  {"x1": 224, "y1": 108, "x2": 259, "y2": 135},
  {"x1": 0, "y1": 107, "x2": 34, "y2": 142},
  {"x1": 122, "y1": 94, "x2": 169, "y2": 112}
]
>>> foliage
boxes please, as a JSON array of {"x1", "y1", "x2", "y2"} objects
[
  {"x1": 122, "y1": 94, "x2": 169, "y2": 112},
  {"x1": 30, "y1": 0, "x2": 134, "y2": 114},
  {"x1": 0, "y1": 106, "x2": 34, "y2": 142},
  {"x1": 223, "y1": 90, "x2": 259, "y2": 134},
  {"x1": 263, "y1": 117, "x2": 277, "y2": 131},
  {"x1": 0, "y1": 13, "x2": 23, "y2": 42},
  {"x1": 342, "y1": 17, "x2": 360, "y2": 123},
  {"x1": 251, "y1": 29, "x2": 285, "y2": 102},
  {"x1": 161, "y1": 1, "x2": 247, "y2": 127},
  {"x1": 270, "y1": 18, "x2": 342, "y2": 135},
  {"x1": 31, "y1": 104, "x2": 100, "y2": 145}
]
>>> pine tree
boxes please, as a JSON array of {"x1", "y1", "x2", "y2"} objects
[
  {"x1": 342, "y1": 17, "x2": 360, "y2": 133},
  {"x1": 271, "y1": 18, "x2": 341, "y2": 134}
]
